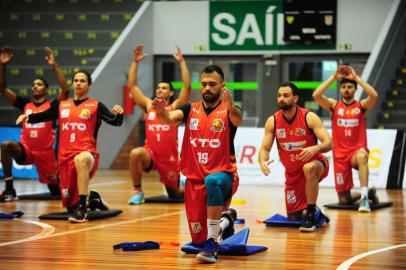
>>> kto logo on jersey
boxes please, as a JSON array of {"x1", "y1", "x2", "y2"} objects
[
  {"x1": 62, "y1": 122, "x2": 87, "y2": 131},
  {"x1": 61, "y1": 109, "x2": 70, "y2": 118},
  {"x1": 190, "y1": 118, "x2": 199, "y2": 130},
  {"x1": 190, "y1": 138, "x2": 221, "y2": 148},
  {"x1": 79, "y1": 109, "x2": 91, "y2": 120},
  {"x1": 190, "y1": 222, "x2": 202, "y2": 233},
  {"x1": 286, "y1": 190, "x2": 296, "y2": 204},
  {"x1": 210, "y1": 118, "x2": 225, "y2": 132},
  {"x1": 276, "y1": 128, "x2": 286, "y2": 138},
  {"x1": 148, "y1": 124, "x2": 170, "y2": 132}
]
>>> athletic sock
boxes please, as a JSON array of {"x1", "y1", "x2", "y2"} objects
[
  {"x1": 307, "y1": 204, "x2": 316, "y2": 213},
  {"x1": 220, "y1": 216, "x2": 230, "y2": 233},
  {"x1": 133, "y1": 184, "x2": 142, "y2": 192},
  {"x1": 4, "y1": 177, "x2": 14, "y2": 190},
  {"x1": 361, "y1": 187, "x2": 368, "y2": 198},
  {"x1": 79, "y1": 195, "x2": 87, "y2": 208},
  {"x1": 207, "y1": 219, "x2": 221, "y2": 240}
]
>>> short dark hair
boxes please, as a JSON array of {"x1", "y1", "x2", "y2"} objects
[
  {"x1": 201, "y1": 65, "x2": 224, "y2": 81},
  {"x1": 34, "y1": 77, "x2": 49, "y2": 89},
  {"x1": 280, "y1": 81, "x2": 299, "y2": 96},
  {"x1": 339, "y1": 78, "x2": 357, "y2": 89},
  {"x1": 73, "y1": 70, "x2": 92, "y2": 85}
]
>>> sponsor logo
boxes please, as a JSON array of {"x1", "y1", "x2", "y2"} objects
[
  {"x1": 62, "y1": 122, "x2": 87, "y2": 131},
  {"x1": 192, "y1": 107, "x2": 200, "y2": 113},
  {"x1": 190, "y1": 138, "x2": 221, "y2": 148},
  {"x1": 337, "y1": 118, "x2": 359, "y2": 127},
  {"x1": 61, "y1": 103, "x2": 70, "y2": 107},
  {"x1": 148, "y1": 124, "x2": 170, "y2": 132},
  {"x1": 84, "y1": 103, "x2": 95, "y2": 107},
  {"x1": 280, "y1": 140, "x2": 306, "y2": 151},
  {"x1": 190, "y1": 222, "x2": 202, "y2": 233},
  {"x1": 25, "y1": 109, "x2": 32, "y2": 115},
  {"x1": 352, "y1": 108, "x2": 361, "y2": 115},
  {"x1": 216, "y1": 110, "x2": 227, "y2": 114},
  {"x1": 148, "y1": 111, "x2": 156, "y2": 120},
  {"x1": 61, "y1": 109, "x2": 70, "y2": 118},
  {"x1": 338, "y1": 108, "x2": 344, "y2": 116},
  {"x1": 211, "y1": 118, "x2": 225, "y2": 132},
  {"x1": 29, "y1": 130, "x2": 38, "y2": 138},
  {"x1": 336, "y1": 173, "x2": 344, "y2": 185},
  {"x1": 79, "y1": 109, "x2": 91, "y2": 120},
  {"x1": 190, "y1": 118, "x2": 199, "y2": 130},
  {"x1": 26, "y1": 122, "x2": 45, "y2": 128},
  {"x1": 276, "y1": 128, "x2": 286, "y2": 138},
  {"x1": 295, "y1": 128, "x2": 306, "y2": 136},
  {"x1": 61, "y1": 189, "x2": 70, "y2": 199},
  {"x1": 167, "y1": 171, "x2": 177, "y2": 181},
  {"x1": 286, "y1": 190, "x2": 296, "y2": 204}
]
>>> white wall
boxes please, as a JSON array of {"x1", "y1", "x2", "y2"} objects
[{"x1": 153, "y1": 0, "x2": 395, "y2": 55}]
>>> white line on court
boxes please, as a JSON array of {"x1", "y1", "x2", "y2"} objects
[
  {"x1": 336, "y1": 243, "x2": 406, "y2": 270},
  {"x1": 0, "y1": 211, "x2": 182, "y2": 247},
  {"x1": 0, "y1": 220, "x2": 55, "y2": 247},
  {"x1": 90, "y1": 180, "x2": 127, "y2": 188}
]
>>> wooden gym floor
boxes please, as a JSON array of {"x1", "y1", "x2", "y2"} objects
[{"x1": 0, "y1": 169, "x2": 405, "y2": 270}]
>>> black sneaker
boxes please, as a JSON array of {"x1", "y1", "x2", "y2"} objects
[
  {"x1": 220, "y1": 208, "x2": 237, "y2": 241},
  {"x1": 88, "y1": 190, "x2": 109, "y2": 211},
  {"x1": 196, "y1": 238, "x2": 219, "y2": 263},
  {"x1": 1, "y1": 188, "x2": 17, "y2": 202},
  {"x1": 368, "y1": 188, "x2": 379, "y2": 204},
  {"x1": 299, "y1": 210, "x2": 317, "y2": 232},
  {"x1": 68, "y1": 204, "x2": 88, "y2": 223},
  {"x1": 47, "y1": 184, "x2": 61, "y2": 198}
]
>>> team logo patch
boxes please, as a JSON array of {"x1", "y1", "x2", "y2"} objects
[
  {"x1": 167, "y1": 171, "x2": 177, "y2": 181},
  {"x1": 190, "y1": 222, "x2": 202, "y2": 233},
  {"x1": 324, "y1": 15, "x2": 333, "y2": 26},
  {"x1": 148, "y1": 111, "x2": 156, "y2": 120},
  {"x1": 276, "y1": 128, "x2": 286, "y2": 138},
  {"x1": 338, "y1": 108, "x2": 344, "y2": 116},
  {"x1": 336, "y1": 173, "x2": 344, "y2": 185},
  {"x1": 211, "y1": 118, "x2": 225, "y2": 132},
  {"x1": 79, "y1": 109, "x2": 91, "y2": 120},
  {"x1": 295, "y1": 128, "x2": 306, "y2": 136},
  {"x1": 61, "y1": 109, "x2": 70, "y2": 118},
  {"x1": 190, "y1": 118, "x2": 199, "y2": 130},
  {"x1": 352, "y1": 108, "x2": 361, "y2": 115},
  {"x1": 286, "y1": 190, "x2": 296, "y2": 204}
]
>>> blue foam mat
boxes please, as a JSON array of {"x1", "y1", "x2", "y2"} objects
[
  {"x1": 181, "y1": 228, "x2": 267, "y2": 256},
  {"x1": 264, "y1": 210, "x2": 329, "y2": 228},
  {"x1": 0, "y1": 211, "x2": 24, "y2": 219}
]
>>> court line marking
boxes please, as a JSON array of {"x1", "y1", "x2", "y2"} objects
[
  {"x1": 0, "y1": 210, "x2": 182, "y2": 247},
  {"x1": 336, "y1": 243, "x2": 406, "y2": 270},
  {"x1": 0, "y1": 220, "x2": 55, "y2": 247}
]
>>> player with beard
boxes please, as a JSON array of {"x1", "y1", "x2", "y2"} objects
[
  {"x1": 0, "y1": 46, "x2": 69, "y2": 201},
  {"x1": 152, "y1": 65, "x2": 242, "y2": 263},
  {"x1": 312, "y1": 65, "x2": 379, "y2": 212},
  {"x1": 127, "y1": 44, "x2": 191, "y2": 204},
  {"x1": 259, "y1": 82, "x2": 332, "y2": 232}
]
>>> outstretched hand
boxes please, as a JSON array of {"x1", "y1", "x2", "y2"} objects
[
  {"x1": 151, "y1": 98, "x2": 166, "y2": 113},
  {"x1": 44, "y1": 47, "x2": 57, "y2": 66},
  {"x1": 133, "y1": 44, "x2": 148, "y2": 63},
  {"x1": 16, "y1": 114, "x2": 28, "y2": 125},
  {"x1": 260, "y1": 159, "x2": 274, "y2": 176},
  {"x1": 0, "y1": 46, "x2": 13, "y2": 65},
  {"x1": 172, "y1": 44, "x2": 184, "y2": 63},
  {"x1": 112, "y1": 105, "x2": 124, "y2": 115}
]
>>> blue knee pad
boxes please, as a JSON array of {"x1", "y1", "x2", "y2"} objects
[{"x1": 204, "y1": 172, "x2": 233, "y2": 206}]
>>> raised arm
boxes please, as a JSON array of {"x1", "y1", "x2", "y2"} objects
[
  {"x1": 223, "y1": 88, "x2": 243, "y2": 127},
  {"x1": 127, "y1": 44, "x2": 151, "y2": 112},
  {"x1": 312, "y1": 67, "x2": 342, "y2": 110},
  {"x1": 0, "y1": 46, "x2": 17, "y2": 105},
  {"x1": 171, "y1": 45, "x2": 191, "y2": 108},
  {"x1": 259, "y1": 115, "x2": 275, "y2": 176},
  {"x1": 346, "y1": 66, "x2": 378, "y2": 112},
  {"x1": 298, "y1": 112, "x2": 332, "y2": 162},
  {"x1": 152, "y1": 98, "x2": 184, "y2": 126},
  {"x1": 45, "y1": 47, "x2": 69, "y2": 101}
]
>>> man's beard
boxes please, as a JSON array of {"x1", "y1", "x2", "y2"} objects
[
  {"x1": 279, "y1": 103, "x2": 293, "y2": 111},
  {"x1": 202, "y1": 91, "x2": 221, "y2": 103}
]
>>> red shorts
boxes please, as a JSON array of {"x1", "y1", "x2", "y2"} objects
[
  {"x1": 184, "y1": 171, "x2": 239, "y2": 245},
  {"x1": 285, "y1": 157, "x2": 329, "y2": 214},
  {"x1": 58, "y1": 152, "x2": 99, "y2": 207},
  {"x1": 145, "y1": 146, "x2": 179, "y2": 189},
  {"x1": 19, "y1": 143, "x2": 58, "y2": 185},
  {"x1": 333, "y1": 151, "x2": 359, "y2": 193}
]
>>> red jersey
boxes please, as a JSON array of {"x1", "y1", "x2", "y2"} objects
[
  {"x1": 331, "y1": 100, "x2": 367, "y2": 159},
  {"x1": 58, "y1": 98, "x2": 99, "y2": 164},
  {"x1": 145, "y1": 105, "x2": 178, "y2": 163},
  {"x1": 180, "y1": 101, "x2": 237, "y2": 181},
  {"x1": 274, "y1": 106, "x2": 323, "y2": 176},
  {"x1": 21, "y1": 101, "x2": 54, "y2": 151}
]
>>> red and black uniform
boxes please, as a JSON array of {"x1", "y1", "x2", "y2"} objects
[
  {"x1": 274, "y1": 106, "x2": 329, "y2": 214},
  {"x1": 331, "y1": 100, "x2": 367, "y2": 192},
  {"x1": 28, "y1": 98, "x2": 123, "y2": 207},
  {"x1": 144, "y1": 105, "x2": 179, "y2": 188},
  {"x1": 13, "y1": 96, "x2": 58, "y2": 184},
  {"x1": 178, "y1": 101, "x2": 239, "y2": 244}
]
